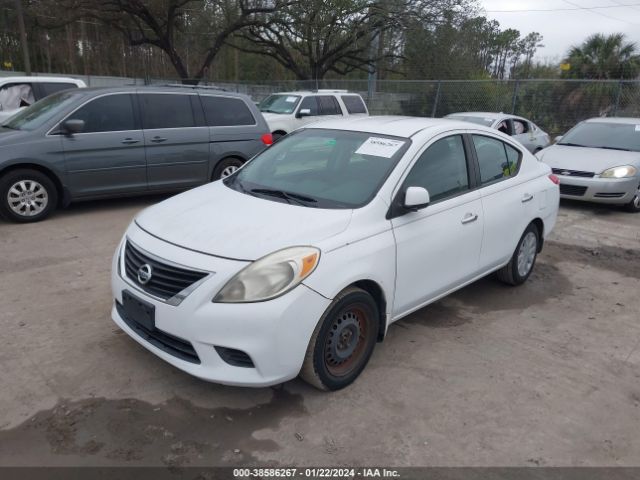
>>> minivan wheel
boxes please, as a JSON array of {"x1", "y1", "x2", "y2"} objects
[
  {"x1": 496, "y1": 223, "x2": 540, "y2": 286},
  {"x1": 0, "y1": 169, "x2": 58, "y2": 223},
  {"x1": 624, "y1": 187, "x2": 640, "y2": 213},
  {"x1": 212, "y1": 158, "x2": 244, "y2": 181},
  {"x1": 300, "y1": 287, "x2": 379, "y2": 391}
]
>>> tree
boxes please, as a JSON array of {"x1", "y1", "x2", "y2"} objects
[
  {"x1": 31, "y1": 0, "x2": 285, "y2": 83},
  {"x1": 231, "y1": 0, "x2": 472, "y2": 81},
  {"x1": 563, "y1": 33, "x2": 640, "y2": 80}
]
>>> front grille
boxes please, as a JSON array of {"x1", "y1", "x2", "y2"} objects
[
  {"x1": 124, "y1": 241, "x2": 208, "y2": 301},
  {"x1": 552, "y1": 168, "x2": 595, "y2": 178},
  {"x1": 559, "y1": 184, "x2": 588, "y2": 196},
  {"x1": 116, "y1": 301, "x2": 200, "y2": 364},
  {"x1": 215, "y1": 346, "x2": 255, "y2": 368},
  {"x1": 594, "y1": 192, "x2": 625, "y2": 198}
]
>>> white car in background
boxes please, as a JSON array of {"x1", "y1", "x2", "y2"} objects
[
  {"x1": 111, "y1": 117, "x2": 559, "y2": 391},
  {"x1": 537, "y1": 117, "x2": 640, "y2": 212},
  {"x1": 446, "y1": 112, "x2": 551, "y2": 153},
  {"x1": 258, "y1": 90, "x2": 369, "y2": 140},
  {"x1": 0, "y1": 76, "x2": 86, "y2": 122}
]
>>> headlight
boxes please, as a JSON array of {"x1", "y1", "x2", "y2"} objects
[
  {"x1": 600, "y1": 165, "x2": 637, "y2": 178},
  {"x1": 213, "y1": 246, "x2": 320, "y2": 303}
]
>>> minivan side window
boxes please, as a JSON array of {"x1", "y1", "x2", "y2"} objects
[
  {"x1": 139, "y1": 93, "x2": 195, "y2": 129},
  {"x1": 341, "y1": 95, "x2": 367, "y2": 114},
  {"x1": 200, "y1": 95, "x2": 256, "y2": 126},
  {"x1": 67, "y1": 94, "x2": 136, "y2": 133},
  {"x1": 39, "y1": 83, "x2": 78, "y2": 97},
  {"x1": 402, "y1": 135, "x2": 470, "y2": 203},
  {"x1": 299, "y1": 96, "x2": 319, "y2": 116},
  {"x1": 472, "y1": 135, "x2": 521, "y2": 185},
  {"x1": 317, "y1": 96, "x2": 342, "y2": 115}
]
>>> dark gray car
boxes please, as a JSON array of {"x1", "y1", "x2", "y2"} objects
[{"x1": 0, "y1": 86, "x2": 272, "y2": 222}]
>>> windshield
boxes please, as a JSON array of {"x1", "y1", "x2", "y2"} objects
[
  {"x1": 259, "y1": 94, "x2": 301, "y2": 114},
  {"x1": 3, "y1": 91, "x2": 77, "y2": 131},
  {"x1": 447, "y1": 115, "x2": 495, "y2": 127},
  {"x1": 225, "y1": 129, "x2": 411, "y2": 209},
  {"x1": 558, "y1": 122, "x2": 640, "y2": 151}
]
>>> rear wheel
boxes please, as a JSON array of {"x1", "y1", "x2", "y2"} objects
[
  {"x1": 624, "y1": 186, "x2": 640, "y2": 213},
  {"x1": 300, "y1": 287, "x2": 379, "y2": 391},
  {"x1": 496, "y1": 223, "x2": 540, "y2": 286},
  {"x1": 0, "y1": 169, "x2": 58, "y2": 223},
  {"x1": 212, "y1": 157, "x2": 244, "y2": 181}
]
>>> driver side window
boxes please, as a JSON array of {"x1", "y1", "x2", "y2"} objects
[
  {"x1": 402, "y1": 135, "x2": 470, "y2": 203},
  {"x1": 67, "y1": 94, "x2": 136, "y2": 133}
]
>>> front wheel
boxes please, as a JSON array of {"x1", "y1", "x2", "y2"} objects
[
  {"x1": 0, "y1": 169, "x2": 58, "y2": 223},
  {"x1": 212, "y1": 157, "x2": 244, "y2": 181},
  {"x1": 496, "y1": 223, "x2": 540, "y2": 286},
  {"x1": 624, "y1": 187, "x2": 640, "y2": 213},
  {"x1": 300, "y1": 287, "x2": 379, "y2": 391}
]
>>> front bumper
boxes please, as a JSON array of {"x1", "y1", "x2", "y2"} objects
[
  {"x1": 111, "y1": 224, "x2": 331, "y2": 387},
  {"x1": 558, "y1": 175, "x2": 639, "y2": 204}
]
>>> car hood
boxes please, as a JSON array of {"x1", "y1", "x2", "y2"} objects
[
  {"x1": 261, "y1": 112, "x2": 291, "y2": 125},
  {"x1": 539, "y1": 144, "x2": 640, "y2": 173},
  {"x1": 135, "y1": 181, "x2": 353, "y2": 261},
  {"x1": 0, "y1": 127, "x2": 33, "y2": 146}
]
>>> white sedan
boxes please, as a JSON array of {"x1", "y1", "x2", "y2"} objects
[{"x1": 111, "y1": 117, "x2": 559, "y2": 391}]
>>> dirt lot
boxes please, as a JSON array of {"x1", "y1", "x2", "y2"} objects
[{"x1": 0, "y1": 195, "x2": 639, "y2": 467}]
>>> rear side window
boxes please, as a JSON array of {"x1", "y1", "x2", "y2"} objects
[
  {"x1": 139, "y1": 93, "x2": 195, "y2": 129},
  {"x1": 513, "y1": 119, "x2": 529, "y2": 135},
  {"x1": 200, "y1": 95, "x2": 256, "y2": 126},
  {"x1": 402, "y1": 135, "x2": 469, "y2": 203},
  {"x1": 341, "y1": 95, "x2": 367, "y2": 114},
  {"x1": 472, "y1": 135, "x2": 521, "y2": 185},
  {"x1": 299, "y1": 96, "x2": 319, "y2": 115},
  {"x1": 69, "y1": 94, "x2": 136, "y2": 133},
  {"x1": 39, "y1": 82, "x2": 78, "y2": 97},
  {"x1": 317, "y1": 96, "x2": 342, "y2": 115}
]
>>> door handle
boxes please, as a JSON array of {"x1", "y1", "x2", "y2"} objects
[
  {"x1": 121, "y1": 138, "x2": 140, "y2": 145},
  {"x1": 150, "y1": 136, "x2": 167, "y2": 143},
  {"x1": 521, "y1": 193, "x2": 534, "y2": 203},
  {"x1": 461, "y1": 213, "x2": 478, "y2": 225}
]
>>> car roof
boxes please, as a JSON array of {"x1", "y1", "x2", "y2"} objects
[
  {"x1": 447, "y1": 112, "x2": 504, "y2": 119},
  {"x1": 0, "y1": 76, "x2": 85, "y2": 85},
  {"x1": 304, "y1": 116, "x2": 493, "y2": 138},
  {"x1": 270, "y1": 90, "x2": 357, "y2": 96},
  {"x1": 584, "y1": 117, "x2": 640, "y2": 125},
  {"x1": 66, "y1": 85, "x2": 252, "y2": 99}
]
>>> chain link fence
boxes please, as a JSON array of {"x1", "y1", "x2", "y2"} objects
[{"x1": 3, "y1": 70, "x2": 640, "y2": 137}]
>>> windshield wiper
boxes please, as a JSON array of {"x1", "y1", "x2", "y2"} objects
[
  {"x1": 250, "y1": 188, "x2": 318, "y2": 207},
  {"x1": 1, "y1": 125, "x2": 18, "y2": 130},
  {"x1": 557, "y1": 142, "x2": 588, "y2": 147},
  {"x1": 260, "y1": 109, "x2": 281, "y2": 114}
]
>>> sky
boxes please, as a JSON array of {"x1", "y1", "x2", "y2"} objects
[{"x1": 480, "y1": 0, "x2": 640, "y2": 62}]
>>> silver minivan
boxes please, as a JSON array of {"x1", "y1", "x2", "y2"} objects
[{"x1": 0, "y1": 86, "x2": 272, "y2": 222}]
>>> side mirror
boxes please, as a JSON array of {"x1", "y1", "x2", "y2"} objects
[
  {"x1": 297, "y1": 108, "x2": 311, "y2": 118},
  {"x1": 404, "y1": 186, "x2": 430, "y2": 211},
  {"x1": 62, "y1": 119, "x2": 85, "y2": 135},
  {"x1": 554, "y1": 135, "x2": 563, "y2": 143}
]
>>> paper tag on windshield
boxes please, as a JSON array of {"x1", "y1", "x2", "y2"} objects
[
  {"x1": 285, "y1": 96, "x2": 297, "y2": 103},
  {"x1": 355, "y1": 137, "x2": 405, "y2": 158}
]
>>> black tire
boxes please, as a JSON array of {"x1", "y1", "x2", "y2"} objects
[
  {"x1": 300, "y1": 287, "x2": 379, "y2": 391},
  {"x1": 0, "y1": 169, "x2": 58, "y2": 223},
  {"x1": 624, "y1": 188, "x2": 640, "y2": 213},
  {"x1": 272, "y1": 131, "x2": 286, "y2": 142},
  {"x1": 496, "y1": 223, "x2": 540, "y2": 286},
  {"x1": 212, "y1": 157, "x2": 244, "y2": 181}
]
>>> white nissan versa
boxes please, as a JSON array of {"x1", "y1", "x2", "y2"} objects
[{"x1": 111, "y1": 117, "x2": 559, "y2": 391}]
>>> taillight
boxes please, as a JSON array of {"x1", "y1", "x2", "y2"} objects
[
  {"x1": 261, "y1": 133, "x2": 273, "y2": 146},
  {"x1": 548, "y1": 174, "x2": 560, "y2": 185}
]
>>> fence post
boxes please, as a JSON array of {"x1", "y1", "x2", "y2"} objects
[
  {"x1": 511, "y1": 80, "x2": 520, "y2": 114},
  {"x1": 613, "y1": 81, "x2": 623, "y2": 117},
  {"x1": 431, "y1": 81, "x2": 441, "y2": 118}
]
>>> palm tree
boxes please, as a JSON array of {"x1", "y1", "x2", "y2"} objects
[{"x1": 563, "y1": 33, "x2": 640, "y2": 79}]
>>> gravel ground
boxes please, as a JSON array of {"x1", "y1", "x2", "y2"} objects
[{"x1": 0, "y1": 196, "x2": 639, "y2": 467}]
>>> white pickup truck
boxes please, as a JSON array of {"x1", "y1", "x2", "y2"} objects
[
  {"x1": 0, "y1": 76, "x2": 86, "y2": 122},
  {"x1": 258, "y1": 90, "x2": 369, "y2": 140}
]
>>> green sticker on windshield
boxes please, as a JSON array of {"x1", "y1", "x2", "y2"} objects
[{"x1": 325, "y1": 139, "x2": 337, "y2": 146}]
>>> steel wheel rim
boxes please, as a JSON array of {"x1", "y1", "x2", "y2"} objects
[
  {"x1": 7, "y1": 180, "x2": 48, "y2": 217},
  {"x1": 517, "y1": 231, "x2": 537, "y2": 277},
  {"x1": 221, "y1": 165, "x2": 239, "y2": 178},
  {"x1": 324, "y1": 305, "x2": 370, "y2": 378}
]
